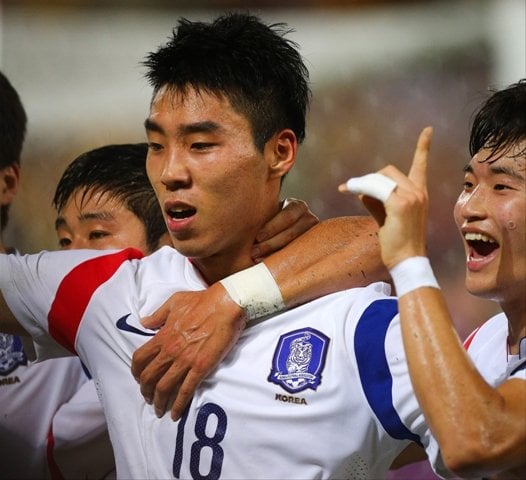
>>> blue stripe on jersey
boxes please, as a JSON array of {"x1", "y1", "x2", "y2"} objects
[{"x1": 354, "y1": 298, "x2": 421, "y2": 445}]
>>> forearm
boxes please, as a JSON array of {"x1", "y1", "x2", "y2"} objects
[
  {"x1": 399, "y1": 289, "x2": 526, "y2": 476},
  {"x1": 263, "y1": 216, "x2": 387, "y2": 308}
]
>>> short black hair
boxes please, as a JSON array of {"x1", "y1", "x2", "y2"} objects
[
  {"x1": 53, "y1": 143, "x2": 167, "y2": 253},
  {"x1": 143, "y1": 12, "x2": 311, "y2": 151},
  {"x1": 470, "y1": 79, "x2": 526, "y2": 161}
]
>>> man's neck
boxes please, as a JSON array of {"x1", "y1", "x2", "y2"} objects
[
  {"x1": 190, "y1": 199, "x2": 283, "y2": 284},
  {"x1": 502, "y1": 298, "x2": 526, "y2": 353},
  {"x1": 191, "y1": 249, "x2": 255, "y2": 286}
]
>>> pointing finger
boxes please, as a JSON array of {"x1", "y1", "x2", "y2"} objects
[{"x1": 408, "y1": 126, "x2": 432, "y2": 189}]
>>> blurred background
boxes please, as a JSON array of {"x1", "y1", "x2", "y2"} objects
[{"x1": 1, "y1": 1, "x2": 524, "y2": 478}]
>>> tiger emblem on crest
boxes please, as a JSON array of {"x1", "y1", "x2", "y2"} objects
[{"x1": 268, "y1": 328, "x2": 329, "y2": 393}]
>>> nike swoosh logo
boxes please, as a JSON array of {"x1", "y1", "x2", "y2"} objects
[{"x1": 116, "y1": 314, "x2": 155, "y2": 337}]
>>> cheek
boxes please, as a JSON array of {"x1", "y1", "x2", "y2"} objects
[
  {"x1": 453, "y1": 195, "x2": 465, "y2": 229},
  {"x1": 499, "y1": 200, "x2": 524, "y2": 232},
  {"x1": 146, "y1": 158, "x2": 161, "y2": 187}
]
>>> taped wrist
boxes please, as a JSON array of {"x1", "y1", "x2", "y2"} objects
[
  {"x1": 389, "y1": 256, "x2": 440, "y2": 298},
  {"x1": 219, "y1": 263, "x2": 285, "y2": 321}
]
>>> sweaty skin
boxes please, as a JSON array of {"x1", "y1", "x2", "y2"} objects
[{"x1": 352, "y1": 128, "x2": 526, "y2": 478}]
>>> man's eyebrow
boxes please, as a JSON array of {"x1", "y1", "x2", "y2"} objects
[
  {"x1": 178, "y1": 121, "x2": 221, "y2": 136},
  {"x1": 55, "y1": 216, "x2": 66, "y2": 231},
  {"x1": 144, "y1": 118, "x2": 222, "y2": 137},
  {"x1": 78, "y1": 211, "x2": 115, "y2": 222},
  {"x1": 490, "y1": 164, "x2": 525, "y2": 181},
  {"x1": 55, "y1": 211, "x2": 115, "y2": 231},
  {"x1": 462, "y1": 162, "x2": 525, "y2": 181},
  {"x1": 144, "y1": 118, "x2": 164, "y2": 134}
]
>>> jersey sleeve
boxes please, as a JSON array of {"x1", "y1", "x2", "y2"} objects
[{"x1": 0, "y1": 248, "x2": 142, "y2": 360}]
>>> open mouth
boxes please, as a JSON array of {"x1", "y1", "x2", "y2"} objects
[
  {"x1": 167, "y1": 207, "x2": 196, "y2": 220},
  {"x1": 464, "y1": 232, "x2": 499, "y2": 258}
]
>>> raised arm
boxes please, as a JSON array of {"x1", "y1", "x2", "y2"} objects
[
  {"x1": 347, "y1": 127, "x2": 526, "y2": 478},
  {"x1": 132, "y1": 215, "x2": 385, "y2": 419}
]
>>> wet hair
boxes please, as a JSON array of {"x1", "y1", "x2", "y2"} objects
[
  {"x1": 470, "y1": 79, "x2": 526, "y2": 161},
  {"x1": 52, "y1": 143, "x2": 167, "y2": 253},
  {"x1": 143, "y1": 12, "x2": 311, "y2": 151},
  {"x1": 0, "y1": 71, "x2": 27, "y2": 230}
]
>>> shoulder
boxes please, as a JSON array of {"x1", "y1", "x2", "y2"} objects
[{"x1": 137, "y1": 246, "x2": 204, "y2": 287}]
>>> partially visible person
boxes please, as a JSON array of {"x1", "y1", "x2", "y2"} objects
[
  {"x1": 0, "y1": 71, "x2": 115, "y2": 480},
  {"x1": 53, "y1": 143, "x2": 170, "y2": 254},
  {"x1": 343, "y1": 79, "x2": 525, "y2": 479}
]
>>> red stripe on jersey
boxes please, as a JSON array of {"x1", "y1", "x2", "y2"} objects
[
  {"x1": 48, "y1": 248, "x2": 144, "y2": 353},
  {"x1": 47, "y1": 423, "x2": 65, "y2": 480},
  {"x1": 463, "y1": 326, "x2": 481, "y2": 351}
]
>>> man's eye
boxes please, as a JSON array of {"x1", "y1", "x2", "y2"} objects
[
  {"x1": 58, "y1": 238, "x2": 71, "y2": 248},
  {"x1": 462, "y1": 181, "x2": 474, "y2": 190},
  {"x1": 89, "y1": 231, "x2": 110, "y2": 240},
  {"x1": 494, "y1": 183, "x2": 511, "y2": 191},
  {"x1": 192, "y1": 142, "x2": 214, "y2": 150},
  {"x1": 148, "y1": 142, "x2": 163, "y2": 152}
]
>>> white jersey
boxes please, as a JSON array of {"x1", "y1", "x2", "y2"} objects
[
  {"x1": 0, "y1": 246, "x2": 448, "y2": 480},
  {"x1": 0, "y1": 334, "x2": 115, "y2": 479},
  {"x1": 464, "y1": 312, "x2": 526, "y2": 385}
]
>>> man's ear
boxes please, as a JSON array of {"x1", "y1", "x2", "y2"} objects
[
  {"x1": 0, "y1": 165, "x2": 20, "y2": 206},
  {"x1": 266, "y1": 129, "x2": 297, "y2": 180}
]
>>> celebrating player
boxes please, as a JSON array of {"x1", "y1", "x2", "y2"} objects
[{"x1": 343, "y1": 80, "x2": 525, "y2": 478}]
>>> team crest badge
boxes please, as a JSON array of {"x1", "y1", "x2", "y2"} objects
[
  {"x1": 0, "y1": 333, "x2": 27, "y2": 376},
  {"x1": 268, "y1": 327, "x2": 329, "y2": 393}
]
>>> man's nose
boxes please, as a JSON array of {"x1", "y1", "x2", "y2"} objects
[{"x1": 160, "y1": 151, "x2": 191, "y2": 190}]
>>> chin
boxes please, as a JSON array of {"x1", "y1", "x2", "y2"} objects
[
  {"x1": 465, "y1": 282, "x2": 503, "y2": 303},
  {"x1": 170, "y1": 237, "x2": 202, "y2": 257}
]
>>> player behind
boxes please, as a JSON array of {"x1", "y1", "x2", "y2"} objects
[
  {"x1": 342, "y1": 80, "x2": 525, "y2": 478},
  {"x1": 53, "y1": 143, "x2": 171, "y2": 254}
]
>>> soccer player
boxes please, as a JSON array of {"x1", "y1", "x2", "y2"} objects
[
  {"x1": 343, "y1": 80, "x2": 525, "y2": 478},
  {"x1": 0, "y1": 14, "x2": 435, "y2": 479},
  {"x1": 49, "y1": 140, "x2": 320, "y2": 478}
]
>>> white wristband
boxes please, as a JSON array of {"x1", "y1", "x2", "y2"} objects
[
  {"x1": 389, "y1": 256, "x2": 440, "y2": 298},
  {"x1": 220, "y1": 263, "x2": 285, "y2": 321}
]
